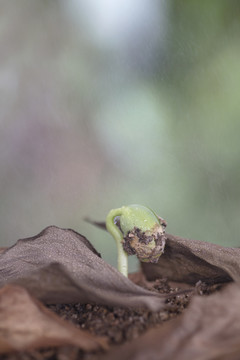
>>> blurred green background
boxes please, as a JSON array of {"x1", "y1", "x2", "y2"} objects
[{"x1": 1, "y1": 0, "x2": 240, "y2": 272}]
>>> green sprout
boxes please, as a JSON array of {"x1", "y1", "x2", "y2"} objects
[{"x1": 106, "y1": 204, "x2": 167, "y2": 277}]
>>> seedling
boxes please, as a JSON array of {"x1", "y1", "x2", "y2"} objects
[{"x1": 106, "y1": 204, "x2": 167, "y2": 277}]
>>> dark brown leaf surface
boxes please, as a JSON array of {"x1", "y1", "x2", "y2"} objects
[
  {"x1": 142, "y1": 233, "x2": 240, "y2": 284},
  {"x1": 0, "y1": 285, "x2": 107, "y2": 353},
  {"x1": 2, "y1": 224, "x2": 240, "y2": 359},
  {"x1": 104, "y1": 282, "x2": 240, "y2": 360},
  {"x1": 0, "y1": 226, "x2": 166, "y2": 311},
  {"x1": 87, "y1": 219, "x2": 240, "y2": 284}
]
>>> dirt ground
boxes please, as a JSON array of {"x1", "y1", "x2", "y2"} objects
[{"x1": 1, "y1": 273, "x2": 221, "y2": 360}]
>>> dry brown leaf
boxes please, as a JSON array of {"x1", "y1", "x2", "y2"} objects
[
  {"x1": 104, "y1": 282, "x2": 240, "y2": 360},
  {"x1": 0, "y1": 226, "x2": 166, "y2": 311},
  {"x1": 0, "y1": 285, "x2": 107, "y2": 354},
  {"x1": 142, "y1": 233, "x2": 240, "y2": 284},
  {"x1": 86, "y1": 219, "x2": 240, "y2": 285}
]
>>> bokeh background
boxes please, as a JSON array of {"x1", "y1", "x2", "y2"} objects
[{"x1": 1, "y1": 0, "x2": 240, "y2": 272}]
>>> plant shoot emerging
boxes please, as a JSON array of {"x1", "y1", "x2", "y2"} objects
[{"x1": 106, "y1": 204, "x2": 166, "y2": 277}]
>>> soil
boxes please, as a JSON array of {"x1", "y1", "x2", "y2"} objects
[{"x1": 1, "y1": 274, "x2": 221, "y2": 360}]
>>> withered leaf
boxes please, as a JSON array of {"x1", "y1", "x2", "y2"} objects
[
  {"x1": 0, "y1": 284, "x2": 107, "y2": 353},
  {"x1": 84, "y1": 218, "x2": 107, "y2": 231},
  {"x1": 86, "y1": 219, "x2": 240, "y2": 285},
  {"x1": 104, "y1": 282, "x2": 240, "y2": 360},
  {"x1": 142, "y1": 233, "x2": 240, "y2": 284},
  {"x1": 0, "y1": 226, "x2": 165, "y2": 311}
]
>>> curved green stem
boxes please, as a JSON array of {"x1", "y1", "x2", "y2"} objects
[
  {"x1": 106, "y1": 207, "x2": 129, "y2": 277},
  {"x1": 106, "y1": 205, "x2": 165, "y2": 277}
]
